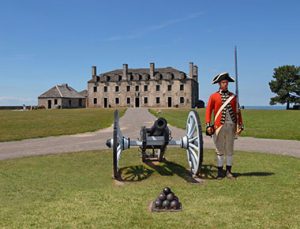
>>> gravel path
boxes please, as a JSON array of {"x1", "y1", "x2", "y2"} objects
[{"x1": 0, "y1": 108, "x2": 299, "y2": 160}]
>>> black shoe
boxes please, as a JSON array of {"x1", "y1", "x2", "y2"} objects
[
  {"x1": 226, "y1": 166, "x2": 235, "y2": 179},
  {"x1": 216, "y1": 167, "x2": 224, "y2": 180}
]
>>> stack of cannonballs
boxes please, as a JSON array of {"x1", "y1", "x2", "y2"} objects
[{"x1": 152, "y1": 187, "x2": 181, "y2": 211}]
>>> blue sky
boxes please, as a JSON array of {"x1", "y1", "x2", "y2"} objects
[{"x1": 0, "y1": 0, "x2": 299, "y2": 106}]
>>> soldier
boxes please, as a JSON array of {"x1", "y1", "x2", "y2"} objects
[{"x1": 205, "y1": 72, "x2": 244, "y2": 179}]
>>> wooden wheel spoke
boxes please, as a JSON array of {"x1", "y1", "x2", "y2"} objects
[
  {"x1": 188, "y1": 136, "x2": 198, "y2": 143},
  {"x1": 188, "y1": 148, "x2": 198, "y2": 169},
  {"x1": 188, "y1": 121, "x2": 196, "y2": 137},
  {"x1": 189, "y1": 143, "x2": 199, "y2": 153}
]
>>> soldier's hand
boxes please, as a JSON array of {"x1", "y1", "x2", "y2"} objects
[
  {"x1": 207, "y1": 127, "x2": 214, "y2": 136},
  {"x1": 236, "y1": 126, "x2": 243, "y2": 135}
]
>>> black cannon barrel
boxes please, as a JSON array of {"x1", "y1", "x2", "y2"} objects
[{"x1": 149, "y1": 118, "x2": 168, "y2": 136}]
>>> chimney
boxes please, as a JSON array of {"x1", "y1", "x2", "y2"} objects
[
  {"x1": 92, "y1": 66, "x2": 97, "y2": 81},
  {"x1": 150, "y1": 63, "x2": 155, "y2": 78},
  {"x1": 189, "y1": 62, "x2": 194, "y2": 78},
  {"x1": 123, "y1": 64, "x2": 128, "y2": 80},
  {"x1": 193, "y1": 65, "x2": 198, "y2": 81}
]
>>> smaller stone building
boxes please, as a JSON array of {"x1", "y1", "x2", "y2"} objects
[{"x1": 38, "y1": 84, "x2": 86, "y2": 109}]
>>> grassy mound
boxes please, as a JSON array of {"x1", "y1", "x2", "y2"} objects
[{"x1": 0, "y1": 108, "x2": 125, "y2": 142}]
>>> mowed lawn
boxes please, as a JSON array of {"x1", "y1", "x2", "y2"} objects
[
  {"x1": 150, "y1": 108, "x2": 300, "y2": 140},
  {"x1": 0, "y1": 149, "x2": 299, "y2": 228},
  {"x1": 0, "y1": 108, "x2": 125, "y2": 142}
]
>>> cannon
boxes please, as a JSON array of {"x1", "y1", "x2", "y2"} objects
[
  {"x1": 106, "y1": 110, "x2": 203, "y2": 179},
  {"x1": 140, "y1": 117, "x2": 170, "y2": 162}
]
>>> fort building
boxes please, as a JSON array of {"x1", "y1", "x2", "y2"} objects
[{"x1": 87, "y1": 62, "x2": 201, "y2": 108}]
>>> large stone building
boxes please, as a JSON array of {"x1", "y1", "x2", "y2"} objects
[
  {"x1": 87, "y1": 62, "x2": 201, "y2": 108},
  {"x1": 38, "y1": 84, "x2": 86, "y2": 109}
]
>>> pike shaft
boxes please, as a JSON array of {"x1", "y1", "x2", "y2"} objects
[{"x1": 235, "y1": 46, "x2": 239, "y2": 106}]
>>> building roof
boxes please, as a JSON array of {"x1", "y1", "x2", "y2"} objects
[
  {"x1": 79, "y1": 89, "x2": 88, "y2": 97},
  {"x1": 88, "y1": 67, "x2": 188, "y2": 83},
  {"x1": 38, "y1": 84, "x2": 85, "y2": 99}
]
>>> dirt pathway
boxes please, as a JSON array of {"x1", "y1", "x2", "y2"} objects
[{"x1": 0, "y1": 108, "x2": 299, "y2": 160}]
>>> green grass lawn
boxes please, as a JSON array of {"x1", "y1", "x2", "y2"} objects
[
  {"x1": 0, "y1": 108, "x2": 125, "y2": 142},
  {"x1": 1, "y1": 149, "x2": 299, "y2": 228},
  {"x1": 149, "y1": 108, "x2": 300, "y2": 140}
]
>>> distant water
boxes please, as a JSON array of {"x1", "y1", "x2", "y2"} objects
[{"x1": 243, "y1": 106, "x2": 285, "y2": 110}]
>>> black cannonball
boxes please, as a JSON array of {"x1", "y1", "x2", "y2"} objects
[
  {"x1": 162, "y1": 199, "x2": 170, "y2": 209},
  {"x1": 163, "y1": 187, "x2": 171, "y2": 195},
  {"x1": 170, "y1": 199, "x2": 180, "y2": 209},
  {"x1": 154, "y1": 199, "x2": 162, "y2": 208},
  {"x1": 173, "y1": 195, "x2": 179, "y2": 201},
  {"x1": 158, "y1": 192, "x2": 166, "y2": 201},
  {"x1": 166, "y1": 192, "x2": 174, "y2": 201}
]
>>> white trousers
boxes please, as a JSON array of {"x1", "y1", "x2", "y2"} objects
[{"x1": 213, "y1": 122, "x2": 235, "y2": 166}]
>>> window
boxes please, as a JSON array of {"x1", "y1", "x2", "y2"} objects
[
  {"x1": 115, "y1": 86, "x2": 119, "y2": 92},
  {"x1": 180, "y1": 97, "x2": 184, "y2": 103},
  {"x1": 156, "y1": 85, "x2": 160, "y2": 91},
  {"x1": 104, "y1": 86, "x2": 107, "y2": 92},
  {"x1": 135, "y1": 86, "x2": 139, "y2": 91},
  {"x1": 93, "y1": 98, "x2": 97, "y2": 104},
  {"x1": 127, "y1": 97, "x2": 130, "y2": 104},
  {"x1": 69, "y1": 100, "x2": 71, "y2": 106},
  {"x1": 127, "y1": 86, "x2": 130, "y2": 92},
  {"x1": 144, "y1": 97, "x2": 148, "y2": 104},
  {"x1": 144, "y1": 85, "x2": 148, "y2": 91},
  {"x1": 115, "y1": 98, "x2": 119, "y2": 104},
  {"x1": 79, "y1": 99, "x2": 82, "y2": 107},
  {"x1": 54, "y1": 99, "x2": 57, "y2": 105},
  {"x1": 93, "y1": 86, "x2": 97, "y2": 92},
  {"x1": 168, "y1": 85, "x2": 172, "y2": 91},
  {"x1": 156, "y1": 97, "x2": 160, "y2": 104},
  {"x1": 180, "y1": 84, "x2": 184, "y2": 91}
]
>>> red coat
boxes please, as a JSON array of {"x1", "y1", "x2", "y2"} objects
[{"x1": 205, "y1": 91, "x2": 243, "y2": 131}]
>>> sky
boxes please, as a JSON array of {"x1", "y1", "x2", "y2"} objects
[{"x1": 0, "y1": 0, "x2": 299, "y2": 106}]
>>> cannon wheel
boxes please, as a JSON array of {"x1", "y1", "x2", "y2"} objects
[
  {"x1": 185, "y1": 110, "x2": 203, "y2": 176},
  {"x1": 113, "y1": 110, "x2": 123, "y2": 179}
]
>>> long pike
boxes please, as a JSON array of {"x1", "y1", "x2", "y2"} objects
[{"x1": 234, "y1": 46, "x2": 240, "y2": 138}]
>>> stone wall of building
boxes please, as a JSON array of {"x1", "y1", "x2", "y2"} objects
[
  {"x1": 61, "y1": 98, "x2": 86, "y2": 108},
  {"x1": 38, "y1": 98, "x2": 86, "y2": 109},
  {"x1": 87, "y1": 63, "x2": 199, "y2": 108},
  {"x1": 88, "y1": 79, "x2": 194, "y2": 108},
  {"x1": 38, "y1": 98, "x2": 62, "y2": 109}
]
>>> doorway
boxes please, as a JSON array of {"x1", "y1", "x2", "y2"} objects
[
  {"x1": 104, "y1": 98, "x2": 108, "y2": 108},
  {"x1": 48, "y1": 100, "x2": 52, "y2": 109},
  {"x1": 168, "y1": 97, "x2": 172, "y2": 107},
  {"x1": 135, "y1": 97, "x2": 140, "y2": 107}
]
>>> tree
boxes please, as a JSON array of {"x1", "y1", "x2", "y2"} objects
[{"x1": 269, "y1": 65, "x2": 300, "y2": 109}]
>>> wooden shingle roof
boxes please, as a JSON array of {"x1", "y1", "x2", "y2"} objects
[
  {"x1": 38, "y1": 84, "x2": 85, "y2": 99},
  {"x1": 79, "y1": 89, "x2": 88, "y2": 97},
  {"x1": 88, "y1": 67, "x2": 188, "y2": 83}
]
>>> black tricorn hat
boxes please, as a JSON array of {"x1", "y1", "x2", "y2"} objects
[{"x1": 212, "y1": 72, "x2": 235, "y2": 84}]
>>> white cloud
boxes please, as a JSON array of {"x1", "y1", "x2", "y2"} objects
[{"x1": 106, "y1": 12, "x2": 204, "y2": 41}]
